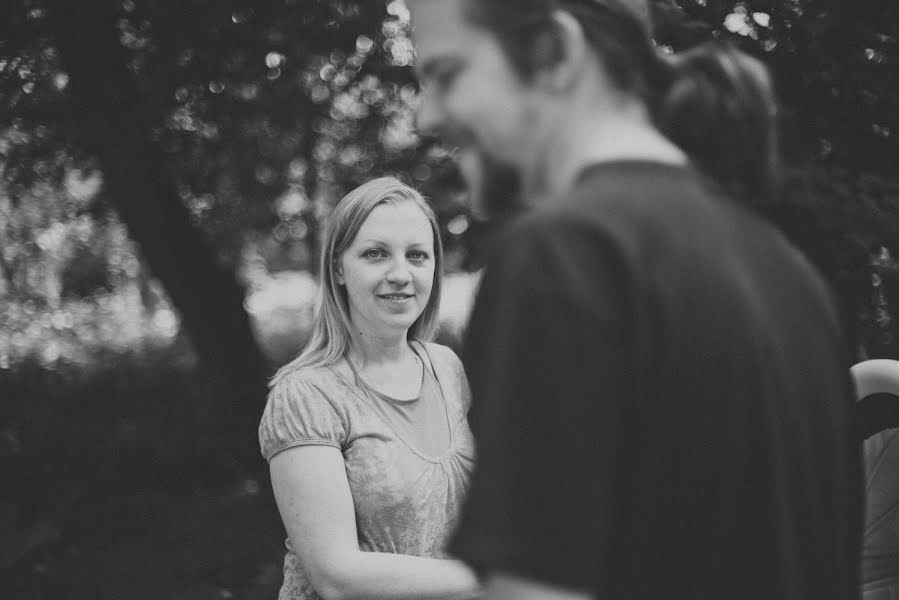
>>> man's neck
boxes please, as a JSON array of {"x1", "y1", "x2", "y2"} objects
[{"x1": 525, "y1": 100, "x2": 687, "y2": 203}]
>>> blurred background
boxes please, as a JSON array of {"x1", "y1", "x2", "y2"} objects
[{"x1": 0, "y1": 0, "x2": 896, "y2": 597}]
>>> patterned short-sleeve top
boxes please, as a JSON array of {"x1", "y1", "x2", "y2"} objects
[{"x1": 258, "y1": 342, "x2": 476, "y2": 600}]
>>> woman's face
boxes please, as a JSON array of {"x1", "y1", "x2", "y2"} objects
[{"x1": 337, "y1": 200, "x2": 436, "y2": 340}]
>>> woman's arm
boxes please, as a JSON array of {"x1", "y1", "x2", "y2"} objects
[{"x1": 270, "y1": 445, "x2": 481, "y2": 600}]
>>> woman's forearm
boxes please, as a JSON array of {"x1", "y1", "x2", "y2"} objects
[
  {"x1": 313, "y1": 550, "x2": 480, "y2": 600},
  {"x1": 270, "y1": 447, "x2": 478, "y2": 599}
]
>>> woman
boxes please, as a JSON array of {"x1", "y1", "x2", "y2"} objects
[{"x1": 259, "y1": 177, "x2": 480, "y2": 600}]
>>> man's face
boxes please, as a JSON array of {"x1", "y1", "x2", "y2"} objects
[{"x1": 409, "y1": 0, "x2": 530, "y2": 219}]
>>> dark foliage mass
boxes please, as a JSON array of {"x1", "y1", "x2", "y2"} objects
[
  {"x1": 1, "y1": 0, "x2": 895, "y2": 370},
  {"x1": 0, "y1": 0, "x2": 896, "y2": 592},
  {"x1": 653, "y1": 0, "x2": 899, "y2": 358}
]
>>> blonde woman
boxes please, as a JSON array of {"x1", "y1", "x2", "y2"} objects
[{"x1": 259, "y1": 177, "x2": 480, "y2": 600}]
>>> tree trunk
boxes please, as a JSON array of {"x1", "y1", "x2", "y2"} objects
[
  {"x1": 45, "y1": 2, "x2": 268, "y2": 461},
  {"x1": 301, "y1": 122, "x2": 321, "y2": 275}
]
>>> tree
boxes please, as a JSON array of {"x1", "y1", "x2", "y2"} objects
[
  {"x1": 1, "y1": 0, "x2": 896, "y2": 405},
  {"x1": 652, "y1": 0, "x2": 899, "y2": 358},
  {"x1": 0, "y1": 0, "x2": 463, "y2": 455}
]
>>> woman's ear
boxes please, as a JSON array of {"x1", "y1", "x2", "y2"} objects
[
  {"x1": 533, "y1": 9, "x2": 589, "y2": 93},
  {"x1": 334, "y1": 260, "x2": 345, "y2": 285}
]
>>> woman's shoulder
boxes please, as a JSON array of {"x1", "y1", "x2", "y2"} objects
[
  {"x1": 418, "y1": 341, "x2": 463, "y2": 369},
  {"x1": 269, "y1": 361, "x2": 349, "y2": 400},
  {"x1": 260, "y1": 363, "x2": 351, "y2": 460},
  {"x1": 418, "y1": 342, "x2": 468, "y2": 388},
  {"x1": 418, "y1": 342, "x2": 472, "y2": 412}
]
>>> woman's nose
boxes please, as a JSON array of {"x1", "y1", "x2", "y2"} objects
[{"x1": 385, "y1": 259, "x2": 412, "y2": 284}]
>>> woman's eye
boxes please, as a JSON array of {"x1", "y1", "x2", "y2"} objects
[
  {"x1": 362, "y1": 249, "x2": 385, "y2": 259},
  {"x1": 408, "y1": 251, "x2": 430, "y2": 262}
]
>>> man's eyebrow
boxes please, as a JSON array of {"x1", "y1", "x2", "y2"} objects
[
  {"x1": 415, "y1": 55, "x2": 440, "y2": 80},
  {"x1": 416, "y1": 55, "x2": 463, "y2": 80}
]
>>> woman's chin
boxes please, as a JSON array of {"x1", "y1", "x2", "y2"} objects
[{"x1": 383, "y1": 313, "x2": 423, "y2": 334}]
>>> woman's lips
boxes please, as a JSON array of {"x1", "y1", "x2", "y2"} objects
[{"x1": 378, "y1": 293, "x2": 413, "y2": 303}]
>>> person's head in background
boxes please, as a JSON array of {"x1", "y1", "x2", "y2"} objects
[
  {"x1": 271, "y1": 176, "x2": 443, "y2": 385},
  {"x1": 409, "y1": 0, "x2": 780, "y2": 219}
]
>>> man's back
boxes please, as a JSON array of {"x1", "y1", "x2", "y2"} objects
[{"x1": 453, "y1": 161, "x2": 862, "y2": 599}]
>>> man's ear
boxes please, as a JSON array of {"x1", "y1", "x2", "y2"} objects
[{"x1": 532, "y1": 10, "x2": 589, "y2": 93}]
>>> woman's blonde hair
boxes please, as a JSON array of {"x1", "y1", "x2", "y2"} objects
[{"x1": 270, "y1": 176, "x2": 444, "y2": 386}]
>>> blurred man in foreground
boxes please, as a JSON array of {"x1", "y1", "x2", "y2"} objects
[{"x1": 408, "y1": 0, "x2": 863, "y2": 598}]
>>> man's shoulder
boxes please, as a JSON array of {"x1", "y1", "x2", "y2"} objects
[
  {"x1": 487, "y1": 209, "x2": 607, "y2": 275},
  {"x1": 494, "y1": 177, "x2": 661, "y2": 259},
  {"x1": 495, "y1": 162, "x2": 693, "y2": 242},
  {"x1": 566, "y1": 161, "x2": 711, "y2": 217},
  {"x1": 499, "y1": 199, "x2": 612, "y2": 247}
]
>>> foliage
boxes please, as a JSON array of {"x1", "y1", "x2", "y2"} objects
[
  {"x1": 1, "y1": 0, "x2": 895, "y2": 370},
  {"x1": 0, "y1": 0, "x2": 896, "y2": 465},
  {"x1": 0, "y1": 0, "x2": 468, "y2": 274},
  {"x1": 0, "y1": 0, "x2": 478, "y2": 388},
  {"x1": 657, "y1": 0, "x2": 899, "y2": 357},
  {"x1": 0, "y1": 0, "x2": 896, "y2": 588}
]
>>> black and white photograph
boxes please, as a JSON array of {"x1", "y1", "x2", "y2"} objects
[{"x1": 1, "y1": 0, "x2": 897, "y2": 598}]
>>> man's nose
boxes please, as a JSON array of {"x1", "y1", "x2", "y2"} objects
[{"x1": 414, "y1": 88, "x2": 443, "y2": 138}]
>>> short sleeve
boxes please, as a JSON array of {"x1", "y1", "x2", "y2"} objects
[
  {"x1": 451, "y1": 213, "x2": 638, "y2": 591},
  {"x1": 258, "y1": 375, "x2": 348, "y2": 461},
  {"x1": 452, "y1": 349, "x2": 474, "y2": 414},
  {"x1": 427, "y1": 342, "x2": 473, "y2": 414}
]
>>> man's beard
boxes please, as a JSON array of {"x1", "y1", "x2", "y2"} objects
[{"x1": 457, "y1": 147, "x2": 525, "y2": 225}]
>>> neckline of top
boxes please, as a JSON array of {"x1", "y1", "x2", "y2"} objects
[
  {"x1": 345, "y1": 343, "x2": 425, "y2": 404},
  {"x1": 328, "y1": 342, "x2": 458, "y2": 463}
]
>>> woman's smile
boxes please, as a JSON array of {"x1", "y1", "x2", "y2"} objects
[{"x1": 378, "y1": 292, "x2": 415, "y2": 304}]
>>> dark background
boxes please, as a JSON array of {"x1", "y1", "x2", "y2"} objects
[{"x1": 0, "y1": 0, "x2": 897, "y2": 597}]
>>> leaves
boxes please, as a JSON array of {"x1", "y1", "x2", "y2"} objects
[{"x1": 0, "y1": 0, "x2": 896, "y2": 362}]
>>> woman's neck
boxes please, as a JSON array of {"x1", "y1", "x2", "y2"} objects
[{"x1": 347, "y1": 329, "x2": 413, "y2": 367}]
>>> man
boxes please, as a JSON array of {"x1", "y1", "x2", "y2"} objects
[{"x1": 408, "y1": 0, "x2": 863, "y2": 599}]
